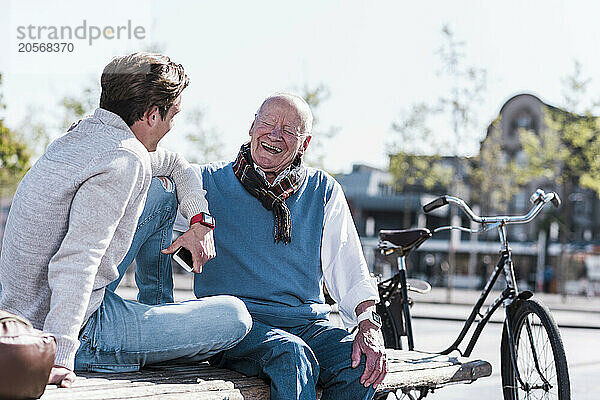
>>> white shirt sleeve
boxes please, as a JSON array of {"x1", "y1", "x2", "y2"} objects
[{"x1": 321, "y1": 181, "x2": 379, "y2": 328}]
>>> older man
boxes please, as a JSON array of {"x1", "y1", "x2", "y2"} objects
[{"x1": 170, "y1": 93, "x2": 386, "y2": 399}]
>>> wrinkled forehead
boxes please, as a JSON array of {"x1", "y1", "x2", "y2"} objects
[
  {"x1": 257, "y1": 95, "x2": 311, "y2": 125},
  {"x1": 259, "y1": 97, "x2": 302, "y2": 117}
]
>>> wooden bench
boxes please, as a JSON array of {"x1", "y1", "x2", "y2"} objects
[{"x1": 41, "y1": 349, "x2": 491, "y2": 399}]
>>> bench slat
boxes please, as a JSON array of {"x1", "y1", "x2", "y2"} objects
[{"x1": 41, "y1": 350, "x2": 491, "y2": 399}]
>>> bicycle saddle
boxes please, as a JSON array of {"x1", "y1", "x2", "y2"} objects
[{"x1": 378, "y1": 228, "x2": 432, "y2": 255}]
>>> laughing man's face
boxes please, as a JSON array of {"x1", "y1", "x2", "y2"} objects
[{"x1": 249, "y1": 97, "x2": 311, "y2": 181}]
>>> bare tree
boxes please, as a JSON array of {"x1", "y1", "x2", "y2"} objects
[
  {"x1": 389, "y1": 25, "x2": 488, "y2": 300},
  {"x1": 184, "y1": 108, "x2": 224, "y2": 163},
  {"x1": 298, "y1": 84, "x2": 339, "y2": 170}
]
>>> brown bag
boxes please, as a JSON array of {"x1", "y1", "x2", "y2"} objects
[{"x1": 0, "y1": 310, "x2": 56, "y2": 399}]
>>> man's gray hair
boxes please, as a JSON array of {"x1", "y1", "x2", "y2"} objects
[{"x1": 255, "y1": 92, "x2": 313, "y2": 135}]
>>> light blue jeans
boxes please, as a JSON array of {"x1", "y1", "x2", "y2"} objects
[{"x1": 74, "y1": 177, "x2": 252, "y2": 372}]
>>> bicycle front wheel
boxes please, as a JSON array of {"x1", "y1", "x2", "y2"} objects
[{"x1": 500, "y1": 298, "x2": 570, "y2": 399}]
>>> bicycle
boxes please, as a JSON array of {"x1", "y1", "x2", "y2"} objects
[{"x1": 376, "y1": 189, "x2": 570, "y2": 399}]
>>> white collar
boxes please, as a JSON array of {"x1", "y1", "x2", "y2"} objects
[{"x1": 253, "y1": 164, "x2": 293, "y2": 187}]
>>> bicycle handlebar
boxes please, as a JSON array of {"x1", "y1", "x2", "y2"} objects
[
  {"x1": 422, "y1": 196, "x2": 449, "y2": 213},
  {"x1": 423, "y1": 189, "x2": 561, "y2": 226}
]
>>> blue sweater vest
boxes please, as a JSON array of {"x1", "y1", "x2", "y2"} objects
[{"x1": 193, "y1": 162, "x2": 336, "y2": 327}]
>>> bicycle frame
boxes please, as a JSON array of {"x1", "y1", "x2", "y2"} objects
[
  {"x1": 378, "y1": 225, "x2": 519, "y2": 353},
  {"x1": 438, "y1": 224, "x2": 519, "y2": 357},
  {"x1": 418, "y1": 189, "x2": 560, "y2": 391}
]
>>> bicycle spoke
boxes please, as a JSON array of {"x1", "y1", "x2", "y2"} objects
[{"x1": 513, "y1": 310, "x2": 560, "y2": 400}]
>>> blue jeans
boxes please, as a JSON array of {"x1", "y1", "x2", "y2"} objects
[
  {"x1": 209, "y1": 318, "x2": 376, "y2": 400},
  {"x1": 107, "y1": 176, "x2": 178, "y2": 304},
  {"x1": 74, "y1": 177, "x2": 252, "y2": 372}
]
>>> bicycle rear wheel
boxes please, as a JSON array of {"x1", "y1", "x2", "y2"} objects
[{"x1": 500, "y1": 298, "x2": 570, "y2": 399}]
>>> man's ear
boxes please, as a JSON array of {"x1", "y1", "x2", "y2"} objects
[
  {"x1": 249, "y1": 120, "x2": 255, "y2": 137},
  {"x1": 144, "y1": 106, "x2": 160, "y2": 127},
  {"x1": 299, "y1": 135, "x2": 312, "y2": 155}
]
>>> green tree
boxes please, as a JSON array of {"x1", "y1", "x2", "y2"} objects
[
  {"x1": 299, "y1": 84, "x2": 339, "y2": 170},
  {"x1": 61, "y1": 84, "x2": 97, "y2": 131},
  {"x1": 519, "y1": 60, "x2": 600, "y2": 296},
  {"x1": 470, "y1": 116, "x2": 521, "y2": 214},
  {"x1": 561, "y1": 60, "x2": 593, "y2": 112},
  {"x1": 0, "y1": 73, "x2": 31, "y2": 196},
  {"x1": 389, "y1": 103, "x2": 450, "y2": 188},
  {"x1": 389, "y1": 103, "x2": 453, "y2": 227}
]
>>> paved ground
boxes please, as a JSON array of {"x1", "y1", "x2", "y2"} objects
[
  {"x1": 405, "y1": 319, "x2": 600, "y2": 399},
  {"x1": 413, "y1": 286, "x2": 600, "y2": 313},
  {"x1": 410, "y1": 288, "x2": 600, "y2": 329}
]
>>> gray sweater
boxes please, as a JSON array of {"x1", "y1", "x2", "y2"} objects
[{"x1": 0, "y1": 108, "x2": 208, "y2": 370}]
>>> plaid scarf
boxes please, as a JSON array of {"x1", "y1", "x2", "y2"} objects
[{"x1": 233, "y1": 142, "x2": 306, "y2": 244}]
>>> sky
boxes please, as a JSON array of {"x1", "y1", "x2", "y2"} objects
[{"x1": 2, "y1": 0, "x2": 600, "y2": 174}]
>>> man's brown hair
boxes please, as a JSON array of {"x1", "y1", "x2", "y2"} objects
[{"x1": 100, "y1": 53, "x2": 189, "y2": 126}]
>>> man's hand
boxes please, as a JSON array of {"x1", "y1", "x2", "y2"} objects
[
  {"x1": 351, "y1": 320, "x2": 388, "y2": 388},
  {"x1": 48, "y1": 365, "x2": 76, "y2": 388},
  {"x1": 162, "y1": 223, "x2": 215, "y2": 273}
]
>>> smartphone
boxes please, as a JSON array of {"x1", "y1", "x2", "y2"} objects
[{"x1": 173, "y1": 246, "x2": 194, "y2": 273}]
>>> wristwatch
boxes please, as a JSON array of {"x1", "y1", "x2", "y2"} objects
[
  {"x1": 357, "y1": 307, "x2": 382, "y2": 329},
  {"x1": 191, "y1": 212, "x2": 215, "y2": 229}
]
